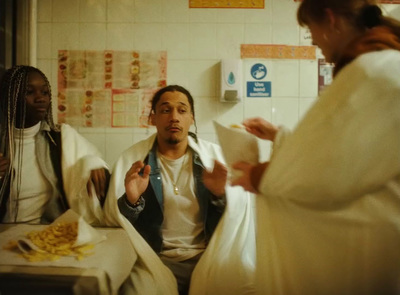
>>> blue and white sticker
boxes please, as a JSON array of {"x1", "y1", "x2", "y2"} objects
[{"x1": 250, "y1": 63, "x2": 267, "y2": 80}]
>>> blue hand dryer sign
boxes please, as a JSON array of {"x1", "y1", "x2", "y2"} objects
[{"x1": 247, "y1": 63, "x2": 271, "y2": 97}]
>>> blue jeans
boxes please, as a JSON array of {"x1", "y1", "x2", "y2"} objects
[{"x1": 160, "y1": 253, "x2": 203, "y2": 295}]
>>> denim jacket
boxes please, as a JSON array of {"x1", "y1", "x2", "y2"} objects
[{"x1": 118, "y1": 140, "x2": 226, "y2": 253}]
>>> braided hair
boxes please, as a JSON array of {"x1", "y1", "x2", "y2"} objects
[
  {"x1": 0, "y1": 65, "x2": 58, "y2": 132},
  {"x1": 0, "y1": 65, "x2": 59, "y2": 218}
]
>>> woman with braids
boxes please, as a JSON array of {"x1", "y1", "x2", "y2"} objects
[
  {"x1": 230, "y1": 0, "x2": 400, "y2": 294},
  {"x1": 0, "y1": 65, "x2": 109, "y2": 225}
]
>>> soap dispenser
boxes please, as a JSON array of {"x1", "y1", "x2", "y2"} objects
[{"x1": 220, "y1": 59, "x2": 243, "y2": 102}]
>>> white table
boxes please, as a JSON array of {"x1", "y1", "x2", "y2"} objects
[{"x1": 0, "y1": 224, "x2": 136, "y2": 295}]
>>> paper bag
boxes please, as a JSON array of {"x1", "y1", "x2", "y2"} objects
[{"x1": 213, "y1": 121, "x2": 259, "y2": 179}]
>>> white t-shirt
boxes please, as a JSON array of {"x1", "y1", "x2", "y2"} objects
[
  {"x1": 3, "y1": 123, "x2": 52, "y2": 224},
  {"x1": 158, "y1": 150, "x2": 206, "y2": 261}
]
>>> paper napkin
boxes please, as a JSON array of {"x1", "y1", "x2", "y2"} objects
[{"x1": 213, "y1": 121, "x2": 259, "y2": 179}]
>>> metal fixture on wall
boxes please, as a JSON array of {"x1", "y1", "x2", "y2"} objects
[
  {"x1": 0, "y1": 0, "x2": 15, "y2": 78},
  {"x1": 0, "y1": 0, "x2": 36, "y2": 79}
]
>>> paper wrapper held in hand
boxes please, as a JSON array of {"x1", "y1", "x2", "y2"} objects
[{"x1": 213, "y1": 121, "x2": 259, "y2": 179}]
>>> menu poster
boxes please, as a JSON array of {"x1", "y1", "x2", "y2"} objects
[
  {"x1": 111, "y1": 88, "x2": 157, "y2": 128},
  {"x1": 58, "y1": 50, "x2": 167, "y2": 128}
]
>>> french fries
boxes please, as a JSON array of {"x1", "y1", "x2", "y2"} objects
[
  {"x1": 3, "y1": 222, "x2": 94, "y2": 262},
  {"x1": 230, "y1": 124, "x2": 244, "y2": 129}
]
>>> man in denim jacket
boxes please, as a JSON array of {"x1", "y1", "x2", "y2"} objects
[{"x1": 111, "y1": 85, "x2": 227, "y2": 295}]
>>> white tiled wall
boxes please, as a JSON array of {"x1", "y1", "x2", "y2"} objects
[{"x1": 35, "y1": 0, "x2": 400, "y2": 167}]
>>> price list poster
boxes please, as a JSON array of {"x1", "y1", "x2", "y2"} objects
[{"x1": 58, "y1": 50, "x2": 167, "y2": 128}]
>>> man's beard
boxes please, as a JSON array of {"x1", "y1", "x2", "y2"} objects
[{"x1": 166, "y1": 137, "x2": 180, "y2": 145}]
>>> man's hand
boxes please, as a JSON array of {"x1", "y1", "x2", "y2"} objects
[
  {"x1": 203, "y1": 160, "x2": 227, "y2": 197},
  {"x1": 124, "y1": 161, "x2": 151, "y2": 205}
]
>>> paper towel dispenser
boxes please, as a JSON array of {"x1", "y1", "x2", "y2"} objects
[{"x1": 220, "y1": 59, "x2": 242, "y2": 102}]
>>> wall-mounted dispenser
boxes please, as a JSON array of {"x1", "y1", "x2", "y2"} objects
[{"x1": 220, "y1": 59, "x2": 242, "y2": 102}]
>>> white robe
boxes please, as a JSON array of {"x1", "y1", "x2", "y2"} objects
[
  {"x1": 257, "y1": 50, "x2": 400, "y2": 294},
  {"x1": 104, "y1": 134, "x2": 256, "y2": 295},
  {"x1": 61, "y1": 124, "x2": 109, "y2": 225}
]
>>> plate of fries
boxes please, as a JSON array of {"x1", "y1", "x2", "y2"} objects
[{"x1": 2, "y1": 210, "x2": 106, "y2": 262}]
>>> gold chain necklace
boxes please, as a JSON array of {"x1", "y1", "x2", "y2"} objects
[{"x1": 159, "y1": 152, "x2": 188, "y2": 195}]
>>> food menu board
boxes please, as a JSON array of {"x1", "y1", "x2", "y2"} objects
[
  {"x1": 111, "y1": 88, "x2": 157, "y2": 128},
  {"x1": 189, "y1": 0, "x2": 264, "y2": 8},
  {"x1": 58, "y1": 50, "x2": 167, "y2": 128}
]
